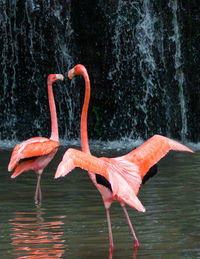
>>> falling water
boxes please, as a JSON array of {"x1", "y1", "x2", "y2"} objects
[
  {"x1": 134, "y1": 0, "x2": 158, "y2": 137},
  {"x1": 106, "y1": 0, "x2": 163, "y2": 139},
  {"x1": 169, "y1": 0, "x2": 188, "y2": 141},
  {"x1": 0, "y1": 0, "x2": 195, "y2": 144},
  {"x1": 0, "y1": 0, "x2": 79, "y2": 142},
  {"x1": 105, "y1": 0, "x2": 188, "y2": 141}
]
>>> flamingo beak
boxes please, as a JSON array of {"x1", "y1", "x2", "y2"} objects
[
  {"x1": 68, "y1": 68, "x2": 75, "y2": 80},
  {"x1": 55, "y1": 74, "x2": 64, "y2": 81}
]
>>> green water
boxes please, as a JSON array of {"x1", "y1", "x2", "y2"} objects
[{"x1": 0, "y1": 147, "x2": 199, "y2": 258}]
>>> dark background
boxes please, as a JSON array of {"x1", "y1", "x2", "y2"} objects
[{"x1": 0, "y1": 0, "x2": 199, "y2": 142}]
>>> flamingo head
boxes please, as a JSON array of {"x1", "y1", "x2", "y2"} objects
[
  {"x1": 47, "y1": 74, "x2": 64, "y2": 83},
  {"x1": 68, "y1": 64, "x2": 88, "y2": 79}
]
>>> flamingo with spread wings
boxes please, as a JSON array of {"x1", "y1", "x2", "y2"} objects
[
  {"x1": 55, "y1": 135, "x2": 193, "y2": 245},
  {"x1": 8, "y1": 74, "x2": 64, "y2": 203},
  {"x1": 55, "y1": 64, "x2": 193, "y2": 255}
]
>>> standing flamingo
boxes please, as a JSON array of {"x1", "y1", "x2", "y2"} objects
[
  {"x1": 8, "y1": 74, "x2": 64, "y2": 203},
  {"x1": 61, "y1": 64, "x2": 193, "y2": 254},
  {"x1": 55, "y1": 138, "x2": 193, "y2": 250}
]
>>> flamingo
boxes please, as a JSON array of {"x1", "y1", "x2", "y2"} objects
[
  {"x1": 8, "y1": 74, "x2": 64, "y2": 204},
  {"x1": 56, "y1": 64, "x2": 193, "y2": 254},
  {"x1": 55, "y1": 139, "x2": 193, "y2": 249}
]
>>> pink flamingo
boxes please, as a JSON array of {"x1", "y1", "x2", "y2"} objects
[
  {"x1": 55, "y1": 138, "x2": 193, "y2": 253},
  {"x1": 8, "y1": 74, "x2": 64, "y2": 203},
  {"x1": 56, "y1": 64, "x2": 193, "y2": 254}
]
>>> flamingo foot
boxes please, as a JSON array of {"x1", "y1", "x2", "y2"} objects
[
  {"x1": 134, "y1": 239, "x2": 139, "y2": 249},
  {"x1": 133, "y1": 240, "x2": 139, "y2": 258},
  {"x1": 109, "y1": 243, "x2": 114, "y2": 259}
]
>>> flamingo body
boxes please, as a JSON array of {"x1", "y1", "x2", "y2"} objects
[
  {"x1": 9, "y1": 137, "x2": 59, "y2": 178},
  {"x1": 8, "y1": 137, "x2": 59, "y2": 172}
]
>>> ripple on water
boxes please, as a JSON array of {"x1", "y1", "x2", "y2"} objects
[{"x1": 0, "y1": 147, "x2": 199, "y2": 258}]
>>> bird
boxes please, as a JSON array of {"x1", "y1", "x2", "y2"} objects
[
  {"x1": 8, "y1": 73, "x2": 64, "y2": 204},
  {"x1": 55, "y1": 136, "x2": 193, "y2": 250},
  {"x1": 57, "y1": 64, "x2": 193, "y2": 254}
]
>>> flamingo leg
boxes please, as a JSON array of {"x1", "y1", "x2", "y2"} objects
[
  {"x1": 120, "y1": 203, "x2": 139, "y2": 249},
  {"x1": 38, "y1": 181, "x2": 42, "y2": 202},
  {"x1": 106, "y1": 207, "x2": 114, "y2": 258},
  {"x1": 35, "y1": 172, "x2": 42, "y2": 204}
]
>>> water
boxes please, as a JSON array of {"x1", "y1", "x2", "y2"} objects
[{"x1": 0, "y1": 144, "x2": 199, "y2": 258}]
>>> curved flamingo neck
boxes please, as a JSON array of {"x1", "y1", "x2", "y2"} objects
[
  {"x1": 81, "y1": 70, "x2": 90, "y2": 154},
  {"x1": 48, "y1": 80, "x2": 59, "y2": 142}
]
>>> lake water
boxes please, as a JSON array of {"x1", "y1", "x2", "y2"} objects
[{"x1": 0, "y1": 142, "x2": 199, "y2": 259}]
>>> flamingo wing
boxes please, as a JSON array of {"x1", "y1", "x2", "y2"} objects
[
  {"x1": 55, "y1": 148, "x2": 108, "y2": 179},
  {"x1": 55, "y1": 148, "x2": 145, "y2": 213},
  {"x1": 8, "y1": 137, "x2": 59, "y2": 171},
  {"x1": 122, "y1": 134, "x2": 193, "y2": 179},
  {"x1": 106, "y1": 160, "x2": 145, "y2": 212}
]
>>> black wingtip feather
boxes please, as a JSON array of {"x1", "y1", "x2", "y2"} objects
[
  {"x1": 142, "y1": 164, "x2": 158, "y2": 184},
  {"x1": 96, "y1": 174, "x2": 112, "y2": 192}
]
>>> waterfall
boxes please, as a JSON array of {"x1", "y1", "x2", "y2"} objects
[
  {"x1": 134, "y1": 0, "x2": 158, "y2": 137},
  {"x1": 169, "y1": 0, "x2": 188, "y2": 141},
  {"x1": 0, "y1": 0, "x2": 79, "y2": 142},
  {"x1": 0, "y1": 0, "x2": 197, "y2": 144},
  {"x1": 105, "y1": 0, "x2": 188, "y2": 141}
]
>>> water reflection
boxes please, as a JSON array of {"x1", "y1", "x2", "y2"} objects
[
  {"x1": 9, "y1": 205, "x2": 66, "y2": 258},
  {"x1": 0, "y1": 148, "x2": 199, "y2": 258}
]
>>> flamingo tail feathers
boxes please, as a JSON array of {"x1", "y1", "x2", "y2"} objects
[
  {"x1": 107, "y1": 164, "x2": 145, "y2": 212},
  {"x1": 11, "y1": 159, "x2": 38, "y2": 178}
]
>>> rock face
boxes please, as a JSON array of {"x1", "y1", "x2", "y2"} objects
[{"x1": 0, "y1": 0, "x2": 199, "y2": 142}]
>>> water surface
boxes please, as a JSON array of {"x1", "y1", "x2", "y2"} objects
[{"x1": 0, "y1": 145, "x2": 199, "y2": 258}]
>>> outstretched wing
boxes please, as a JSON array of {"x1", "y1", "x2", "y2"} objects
[
  {"x1": 8, "y1": 137, "x2": 59, "y2": 171},
  {"x1": 55, "y1": 148, "x2": 107, "y2": 179},
  {"x1": 122, "y1": 134, "x2": 193, "y2": 179},
  {"x1": 55, "y1": 148, "x2": 145, "y2": 213}
]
